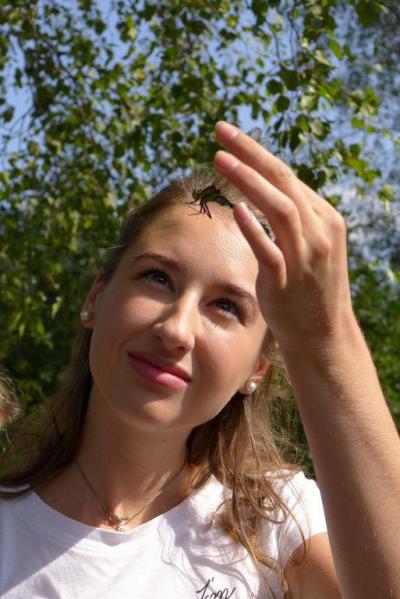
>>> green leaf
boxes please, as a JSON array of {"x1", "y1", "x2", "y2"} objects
[
  {"x1": 275, "y1": 95, "x2": 290, "y2": 112},
  {"x1": 378, "y1": 184, "x2": 395, "y2": 203},
  {"x1": 300, "y1": 94, "x2": 318, "y2": 111},
  {"x1": 289, "y1": 127, "x2": 302, "y2": 151},
  {"x1": 356, "y1": 0, "x2": 381, "y2": 27},
  {"x1": 351, "y1": 116, "x2": 365, "y2": 129},
  {"x1": 314, "y1": 50, "x2": 332, "y2": 67},
  {"x1": 2, "y1": 106, "x2": 14, "y2": 122},
  {"x1": 310, "y1": 119, "x2": 326, "y2": 139},
  {"x1": 251, "y1": 0, "x2": 269, "y2": 18},
  {"x1": 267, "y1": 79, "x2": 283, "y2": 95},
  {"x1": 328, "y1": 38, "x2": 344, "y2": 59},
  {"x1": 28, "y1": 141, "x2": 40, "y2": 156},
  {"x1": 94, "y1": 19, "x2": 106, "y2": 35},
  {"x1": 51, "y1": 297, "x2": 63, "y2": 318},
  {"x1": 296, "y1": 114, "x2": 310, "y2": 132},
  {"x1": 36, "y1": 320, "x2": 45, "y2": 336},
  {"x1": 280, "y1": 68, "x2": 298, "y2": 91}
]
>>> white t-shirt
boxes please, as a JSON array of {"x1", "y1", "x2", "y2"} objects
[{"x1": 0, "y1": 471, "x2": 327, "y2": 598}]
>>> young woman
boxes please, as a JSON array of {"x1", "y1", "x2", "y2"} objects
[{"x1": 1, "y1": 121, "x2": 399, "y2": 598}]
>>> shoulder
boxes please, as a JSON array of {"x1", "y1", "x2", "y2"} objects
[
  {"x1": 278, "y1": 473, "x2": 341, "y2": 598},
  {"x1": 259, "y1": 470, "x2": 328, "y2": 568},
  {"x1": 268, "y1": 468, "x2": 325, "y2": 515},
  {"x1": 271, "y1": 469, "x2": 325, "y2": 514},
  {"x1": 263, "y1": 468, "x2": 325, "y2": 518}
]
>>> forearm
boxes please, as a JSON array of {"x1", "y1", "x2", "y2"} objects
[{"x1": 282, "y1": 313, "x2": 400, "y2": 599}]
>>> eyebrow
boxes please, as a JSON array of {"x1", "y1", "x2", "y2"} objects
[{"x1": 131, "y1": 252, "x2": 261, "y2": 316}]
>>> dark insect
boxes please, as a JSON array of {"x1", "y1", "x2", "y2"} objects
[
  {"x1": 190, "y1": 126, "x2": 271, "y2": 237},
  {"x1": 189, "y1": 184, "x2": 234, "y2": 218},
  {"x1": 190, "y1": 183, "x2": 271, "y2": 238}
]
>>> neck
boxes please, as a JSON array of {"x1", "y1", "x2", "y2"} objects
[{"x1": 36, "y1": 391, "x2": 197, "y2": 529}]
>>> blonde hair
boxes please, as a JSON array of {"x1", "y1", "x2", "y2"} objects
[
  {"x1": 0, "y1": 169, "x2": 306, "y2": 597},
  {"x1": 0, "y1": 368, "x2": 21, "y2": 430}
]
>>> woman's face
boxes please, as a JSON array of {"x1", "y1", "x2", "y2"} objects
[{"x1": 84, "y1": 202, "x2": 269, "y2": 435}]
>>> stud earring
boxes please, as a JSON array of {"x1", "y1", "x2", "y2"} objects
[
  {"x1": 80, "y1": 309, "x2": 90, "y2": 322},
  {"x1": 243, "y1": 380, "x2": 258, "y2": 394}
]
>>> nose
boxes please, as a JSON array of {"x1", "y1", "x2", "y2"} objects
[{"x1": 152, "y1": 293, "x2": 198, "y2": 353}]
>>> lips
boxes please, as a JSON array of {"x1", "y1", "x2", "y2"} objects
[{"x1": 127, "y1": 351, "x2": 192, "y2": 382}]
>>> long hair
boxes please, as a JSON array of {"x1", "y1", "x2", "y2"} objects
[
  {"x1": 0, "y1": 169, "x2": 306, "y2": 597},
  {"x1": 0, "y1": 368, "x2": 21, "y2": 429}
]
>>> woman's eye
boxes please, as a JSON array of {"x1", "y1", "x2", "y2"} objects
[
  {"x1": 215, "y1": 299, "x2": 242, "y2": 320},
  {"x1": 138, "y1": 268, "x2": 170, "y2": 287}
]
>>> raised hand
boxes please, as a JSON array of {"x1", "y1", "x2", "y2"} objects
[
  {"x1": 213, "y1": 122, "x2": 400, "y2": 599},
  {"x1": 213, "y1": 121, "x2": 355, "y2": 354}
]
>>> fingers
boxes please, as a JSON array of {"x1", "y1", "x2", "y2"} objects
[
  {"x1": 214, "y1": 150, "x2": 306, "y2": 263},
  {"x1": 213, "y1": 121, "x2": 349, "y2": 286},
  {"x1": 215, "y1": 121, "x2": 319, "y2": 224},
  {"x1": 234, "y1": 202, "x2": 287, "y2": 289}
]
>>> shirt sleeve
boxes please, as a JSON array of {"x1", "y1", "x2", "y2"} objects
[{"x1": 271, "y1": 470, "x2": 328, "y2": 569}]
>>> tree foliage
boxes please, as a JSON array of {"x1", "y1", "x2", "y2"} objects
[
  {"x1": 0, "y1": 0, "x2": 398, "y2": 436},
  {"x1": 336, "y1": 0, "x2": 400, "y2": 187}
]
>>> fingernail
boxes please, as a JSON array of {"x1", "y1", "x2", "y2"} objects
[
  {"x1": 214, "y1": 150, "x2": 239, "y2": 172},
  {"x1": 215, "y1": 121, "x2": 239, "y2": 140}
]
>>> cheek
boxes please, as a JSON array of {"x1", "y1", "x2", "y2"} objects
[
  {"x1": 124, "y1": 296, "x2": 163, "y2": 326},
  {"x1": 100, "y1": 292, "x2": 161, "y2": 335},
  {"x1": 213, "y1": 329, "x2": 266, "y2": 392},
  {"x1": 200, "y1": 331, "x2": 253, "y2": 390}
]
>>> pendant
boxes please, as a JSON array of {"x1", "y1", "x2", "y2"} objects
[
  {"x1": 103, "y1": 510, "x2": 131, "y2": 532},
  {"x1": 104, "y1": 511, "x2": 125, "y2": 527}
]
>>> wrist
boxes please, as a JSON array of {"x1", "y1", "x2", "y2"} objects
[{"x1": 279, "y1": 309, "x2": 366, "y2": 369}]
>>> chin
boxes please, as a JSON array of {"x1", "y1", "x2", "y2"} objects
[{"x1": 113, "y1": 394, "x2": 192, "y2": 434}]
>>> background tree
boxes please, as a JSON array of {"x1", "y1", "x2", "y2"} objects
[{"x1": 1, "y1": 0, "x2": 398, "y2": 455}]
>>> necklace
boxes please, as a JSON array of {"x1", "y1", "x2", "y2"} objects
[{"x1": 75, "y1": 451, "x2": 188, "y2": 532}]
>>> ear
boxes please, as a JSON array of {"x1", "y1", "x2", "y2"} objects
[
  {"x1": 239, "y1": 355, "x2": 271, "y2": 394},
  {"x1": 80, "y1": 271, "x2": 106, "y2": 329},
  {"x1": 251, "y1": 354, "x2": 271, "y2": 385}
]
